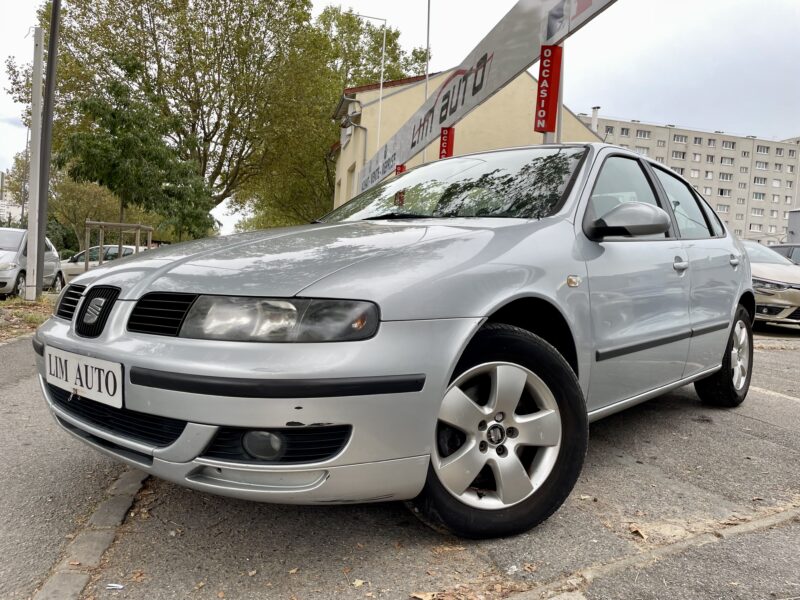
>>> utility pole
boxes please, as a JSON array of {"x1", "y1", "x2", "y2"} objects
[
  {"x1": 35, "y1": 0, "x2": 62, "y2": 296},
  {"x1": 25, "y1": 27, "x2": 43, "y2": 301},
  {"x1": 422, "y1": 0, "x2": 431, "y2": 163}
]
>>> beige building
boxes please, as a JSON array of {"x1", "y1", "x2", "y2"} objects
[
  {"x1": 579, "y1": 112, "x2": 800, "y2": 244},
  {"x1": 331, "y1": 71, "x2": 600, "y2": 207}
]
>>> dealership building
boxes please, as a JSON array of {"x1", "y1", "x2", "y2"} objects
[
  {"x1": 580, "y1": 112, "x2": 800, "y2": 244},
  {"x1": 331, "y1": 70, "x2": 600, "y2": 207}
]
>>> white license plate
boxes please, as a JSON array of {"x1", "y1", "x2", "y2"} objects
[{"x1": 45, "y1": 346, "x2": 123, "y2": 409}]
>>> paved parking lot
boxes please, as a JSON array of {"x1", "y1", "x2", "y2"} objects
[{"x1": 2, "y1": 326, "x2": 798, "y2": 600}]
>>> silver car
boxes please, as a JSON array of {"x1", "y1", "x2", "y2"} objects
[
  {"x1": 34, "y1": 144, "x2": 754, "y2": 538},
  {"x1": 0, "y1": 228, "x2": 64, "y2": 297}
]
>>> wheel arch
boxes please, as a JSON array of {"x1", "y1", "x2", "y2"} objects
[
  {"x1": 739, "y1": 291, "x2": 755, "y2": 324},
  {"x1": 484, "y1": 296, "x2": 579, "y2": 378}
]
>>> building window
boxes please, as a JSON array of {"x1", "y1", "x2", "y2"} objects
[
  {"x1": 718, "y1": 188, "x2": 731, "y2": 197},
  {"x1": 788, "y1": 165, "x2": 794, "y2": 174},
  {"x1": 789, "y1": 149, "x2": 796, "y2": 158},
  {"x1": 636, "y1": 129, "x2": 651, "y2": 139},
  {"x1": 775, "y1": 147, "x2": 784, "y2": 157},
  {"x1": 749, "y1": 223, "x2": 763, "y2": 232},
  {"x1": 655, "y1": 156, "x2": 664, "y2": 164},
  {"x1": 751, "y1": 208, "x2": 764, "y2": 216},
  {"x1": 756, "y1": 161, "x2": 768, "y2": 169},
  {"x1": 756, "y1": 145, "x2": 770, "y2": 154},
  {"x1": 690, "y1": 169, "x2": 700, "y2": 178},
  {"x1": 735, "y1": 229, "x2": 743, "y2": 235},
  {"x1": 703, "y1": 187, "x2": 713, "y2": 195},
  {"x1": 720, "y1": 156, "x2": 734, "y2": 166},
  {"x1": 775, "y1": 163, "x2": 782, "y2": 171},
  {"x1": 773, "y1": 179, "x2": 781, "y2": 188},
  {"x1": 635, "y1": 146, "x2": 649, "y2": 156},
  {"x1": 787, "y1": 181, "x2": 794, "y2": 189},
  {"x1": 657, "y1": 139, "x2": 666, "y2": 147},
  {"x1": 753, "y1": 192, "x2": 765, "y2": 201},
  {"x1": 719, "y1": 172, "x2": 733, "y2": 181},
  {"x1": 620, "y1": 127, "x2": 630, "y2": 137},
  {"x1": 735, "y1": 213, "x2": 744, "y2": 220},
  {"x1": 740, "y1": 166, "x2": 749, "y2": 174},
  {"x1": 693, "y1": 136, "x2": 703, "y2": 145},
  {"x1": 768, "y1": 225, "x2": 777, "y2": 233},
  {"x1": 672, "y1": 150, "x2": 686, "y2": 160},
  {"x1": 738, "y1": 182, "x2": 747, "y2": 189},
  {"x1": 692, "y1": 153, "x2": 701, "y2": 162},
  {"x1": 737, "y1": 198, "x2": 746, "y2": 204},
  {"x1": 707, "y1": 138, "x2": 716, "y2": 147},
  {"x1": 773, "y1": 194, "x2": 781, "y2": 203},
  {"x1": 742, "y1": 150, "x2": 750, "y2": 158},
  {"x1": 705, "y1": 170, "x2": 714, "y2": 179},
  {"x1": 770, "y1": 209, "x2": 779, "y2": 218},
  {"x1": 722, "y1": 140, "x2": 735, "y2": 150},
  {"x1": 716, "y1": 204, "x2": 730, "y2": 213},
  {"x1": 706, "y1": 155, "x2": 715, "y2": 163},
  {"x1": 787, "y1": 196, "x2": 794, "y2": 204},
  {"x1": 605, "y1": 125, "x2": 614, "y2": 134},
  {"x1": 754, "y1": 177, "x2": 767, "y2": 185},
  {"x1": 673, "y1": 134, "x2": 688, "y2": 143},
  {"x1": 672, "y1": 167, "x2": 685, "y2": 175},
  {"x1": 786, "y1": 211, "x2": 791, "y2": 219}
]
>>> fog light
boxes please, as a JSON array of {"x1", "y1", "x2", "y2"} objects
[{"x1": 242, "y1": 431, "x2": 286, "y2": 461}]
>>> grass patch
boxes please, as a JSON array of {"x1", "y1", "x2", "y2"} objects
[{"x1": 0, "y1": 295, "x2": 55, "y2": 342}]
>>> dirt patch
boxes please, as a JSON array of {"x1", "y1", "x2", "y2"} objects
[{"x1": 0, "y1": 296, "x2": 54, "y2": 342}]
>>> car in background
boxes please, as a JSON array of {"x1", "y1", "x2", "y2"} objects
[
  {"x1": 0, "y1": 228, "x2": 63, "y2": 298},
  {"x1": 770, "y1": 243, "x2": 800, "y2": 266},
  {"x1": 61, "y1": 245, "x2": 144, "y2": 282},
  {"x1": 741, "y1": 240, "x2": 800, "y2": 325}
]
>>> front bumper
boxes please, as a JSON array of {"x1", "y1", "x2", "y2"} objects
[
  {"x1": 35, "y1": 308, "x2": 482, "y2": 503},
  {"x1": 754, "y1": 289, "x2": 800, "y2": 324}
]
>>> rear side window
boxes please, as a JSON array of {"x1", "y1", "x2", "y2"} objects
[
  {"x1": 772, "y1": 247, "x2": 791, "y2": 257},
  {"x1": 791, "y1": 248, "x2": 800, "y2": 263},
  {"x1": 653, "y1": 168, "x2": 713, "y2": 239}
]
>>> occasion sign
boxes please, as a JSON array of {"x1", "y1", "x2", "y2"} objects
[{"x1": 358, "y1": 0, "x2": 616, "y2": 192}]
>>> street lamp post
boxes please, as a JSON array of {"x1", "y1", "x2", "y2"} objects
[{"x1": 355, "y1": 14, "x2": 387, "y2": 153}]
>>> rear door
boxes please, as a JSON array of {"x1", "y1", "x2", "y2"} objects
[
  {"x1": 581, "y1": 153, "x2": 692, "y2": 410},
  {"x1": 650, "y1": 167, "x2": 741, "y2": 377}
]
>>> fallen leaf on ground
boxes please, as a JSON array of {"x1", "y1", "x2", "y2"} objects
[
  {"x1": 68, "y1": 561, "x2": 81, "y2": 566},
  {"x1": 523, "y1": 563, "x2": 538, "y2": 573},
  {"x1": 353, "y1": 579, "x2": 365, "y2": 588},
  {"x1": 431, "y1": 544, "x2": 465, "y2": 555},
  {"x1": 194, "y1": 581, "x2": 205, "y2": 590},
  {"x1": 130, "y1": 570, "x2": 146, "y2": 582},
  {"x1": 217, "y1": 592, "x2": 225, "y2": 599},
  {"x1": 289, "y1": 568, "x2": 299, "y2": 574},
  {"x1": 411, "y1": 593, "x2": 436, "y2": 600},
  {"x1": 629, "y1": 524, "x2": 648, "y2": 541},
  {"x1": 248, "y1": 570, "x2": 257, "y2": 577}
]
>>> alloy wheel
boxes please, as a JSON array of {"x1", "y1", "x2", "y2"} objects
[
  {"x1": 433, "y1": 362, "x2": 562, "y2": 510},
  {"x1": 730, "y1": 319, "x2": 750, "y2": 391}
]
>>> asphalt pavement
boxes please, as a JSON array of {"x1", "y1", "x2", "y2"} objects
[{"x1": 1, "y1": 326, "x2": 798, "y2": 600}]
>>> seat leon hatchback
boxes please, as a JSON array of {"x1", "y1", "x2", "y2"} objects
[{"x1": 35, "y1": 144, "x2": 754, "y2": 538}]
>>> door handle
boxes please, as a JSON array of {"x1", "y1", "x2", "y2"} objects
[
  {"x1": 729, "y1": 255, "x2": 740, "y2": 267},
  {"x1": 673, "y1": 258, "x2": 689, "y2": 272}
]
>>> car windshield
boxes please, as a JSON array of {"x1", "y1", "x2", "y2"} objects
[
  {"x1": 742, "y1": 241, "x2": 794, "y2": 265},
  {"x1": 0, "y1": 230, "x2": 23, "y2": 251},
  {"x1": 322, "y1": 147, "x2": 587, "y2": 223}
]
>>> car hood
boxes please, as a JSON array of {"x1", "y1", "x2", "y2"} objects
[
  {"x1": 0, "y1": 249, "x2": 18, "y2": 264},
  {"x1": 751, "y1": 261, "x2": 800, "y2": 285},
  {"x1": 70, "y1": 220, "x2": 526, "y2": 301}
]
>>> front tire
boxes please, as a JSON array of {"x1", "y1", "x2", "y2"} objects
[
  {"x1": 694, "y1": 306, "x2": 753, "y2": 407},
  {"x1": 51, "y1": 272, "x2": 64, "y2": 294},
  {"x1": 412, "y1": 323, "x2": 588, "y2": 539},
  {"x1": 11, "y1": 272, "x2": 25, "y2": 298}
]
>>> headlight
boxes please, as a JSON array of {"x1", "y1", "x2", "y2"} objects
[
  {"x1": 179, "y1": 296, "x2": 380, "y2": 342},
  {"x1": 0, "y1": 262, "x2": 18, "y2": 271},
  {"x1": 752, "y1": 277, "x2": 789, "y2": 292}
]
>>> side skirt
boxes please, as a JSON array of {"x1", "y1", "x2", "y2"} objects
[{"x1": 587, "y1": 364, "x2": 722, "y2": 423}]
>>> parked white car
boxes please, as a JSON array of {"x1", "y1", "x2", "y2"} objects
[
  {"x1": 0, "y1": 228, "x2": 63, "y2": 297},
  {"x1": 62, "y1": 245, "x2": 143, "y2": 282}
]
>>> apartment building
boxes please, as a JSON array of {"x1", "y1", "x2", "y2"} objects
[{"x1": 578, "y1": 113, "x2": 800, "y2": 244}]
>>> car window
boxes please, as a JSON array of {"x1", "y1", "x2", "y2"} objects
[
  {"x1": 0, "y1": 230, "x2": 24, "y2": 251},
  {"x1": 771, "y1": 247, "x2": 790, "y2": 257},
  {"x1": 791, "y1": 248, "x2": 800, "y2": 262},
  {"x1": 123, "y1": 248, "x2": 134, "y2": 257},
  {"x1": 696, "y1": 196, "x2": 725, "y2": 237},
  {"x1": 87, "y1": 247, "x2": 101, "y2": 261},
  {"x1": 653, "y1": 168, "x2": 712, "y2": 239}
]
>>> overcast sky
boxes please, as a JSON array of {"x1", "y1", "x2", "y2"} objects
[{"x1": 2, "y1": 0, "x2": 799, "y2": 231}]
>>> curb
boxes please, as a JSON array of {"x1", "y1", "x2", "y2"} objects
[{"x1": 32, "y1": 469, "x2": 148, "y2": 600}]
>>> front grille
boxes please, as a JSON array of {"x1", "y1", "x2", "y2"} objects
[
  {"x1": 787, "y1": 307, "x2": 800, "y2": 322},
  {"x1": 75, "y1": 286, "x2": 120, "y2": 338},
  {"x1": 202, "y1": 425, "x2": 352, "y2": 464},
  {"x1": 55, "y1": 284, "x2": 86, "y2": 321},
  {"x1": 127, "y1": 292, "x2": 198, "y2": 337},
  {"x1": 48, "y1": 384, "x2": 187, "y2": 447}
]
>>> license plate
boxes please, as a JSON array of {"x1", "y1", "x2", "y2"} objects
[{"x1": 44, "y1": 346, "x2": 123, "y2": 409}]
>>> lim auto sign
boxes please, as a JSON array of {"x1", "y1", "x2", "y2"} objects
[
  {"x1": 358, "y1": 0, "x2": 617, "y2": 193},
  {"x1": 534, "y1": 45, "x2": 563, "y2": 133}
]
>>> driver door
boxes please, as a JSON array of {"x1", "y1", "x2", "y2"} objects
[{"x1": 580, "y1": 154, "x2": 692, "y2": 410}]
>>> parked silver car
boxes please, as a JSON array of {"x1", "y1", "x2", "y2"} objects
[
  {"x1": 741, "y1": 241, "x2": 800, "y2": 325},
  {"x1": 34, "y1": 144, "x2": 754, "y2": 538},
  {"x1": 0, "y1": 228, "x2": 64, "y2": 298}
]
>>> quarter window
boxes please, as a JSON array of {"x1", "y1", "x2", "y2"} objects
[{"x1": 653, "y1": 168, "x2": 713, "y2": 239}]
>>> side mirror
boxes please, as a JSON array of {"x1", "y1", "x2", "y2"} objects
[{"x1": 588, "y1": 202, "x2": 671, "y2": 240}]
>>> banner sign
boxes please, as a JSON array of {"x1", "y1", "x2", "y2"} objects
[
  {"x1": 439, "y1": 127, "x2": 455, "y2": 159},
  {"x1": 534, "y1": 45, "x2": 563, "y2": 133},
  {"x1": 357, "y1": 0, "x2": 616, "y2": 193}
]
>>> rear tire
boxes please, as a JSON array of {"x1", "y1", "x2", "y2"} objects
[
  {"x1": 412, "y1": 323, "x2": 588, "y2": 539},
  {"x1": 694, "y1": 306, "x2": 753, "y2": 407}
]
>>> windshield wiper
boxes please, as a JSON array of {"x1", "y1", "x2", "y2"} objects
[{"x1": 361, "y1": 213, "x2": 432, "y2": 220}]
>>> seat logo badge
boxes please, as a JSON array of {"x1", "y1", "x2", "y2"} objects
[{"x1": 83, "y1": 297, "x2": 106, "y2": 325}]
